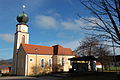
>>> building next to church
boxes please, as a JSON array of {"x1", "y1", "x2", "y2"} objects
[{"x1": 12, "y1": 11, "x2": 75, "y2": 76}]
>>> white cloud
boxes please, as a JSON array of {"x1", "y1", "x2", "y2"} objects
[
  {"x1": 114, "y1": 47, "x2": 120, "y2": 55},
  {"x1": 47, "y1": 9, "x2": 61, "y2": 17},
  {"x1": 61, "y1": 21, "x2": 79, "y2": 30},
  {"x1": 35, "y1": 13, "x2": 101, "y2": 31},
  {"x1": 0, "y1": 34, "x2": 14, "y2": 43},
  {"x1": 61, "y1": 19, "x2": 82, "y2": 30},
  {"x1": 36, "y1": 39, "x2": 80, "y2": 50},
  {"x1": 36, "y1": 40, "x2": 64, "y2": 47},
  {"x1": 35, "y1": 15, "x2": 58, "y2": 29},
  {"x1": 63, "y1": 40, "x2": 80, "y2": 50},
  {"x1": 0, "y1": 48, "x2": 12, "y2": 51},
  {"x1": 95, "y1": 40, "x2": 120, "y2": 55},
  {"x1": 61, "y1": 18, "x2": 99, "y2": 30},
  {"x1": 57, "y1": 32, "x2": 74, "y2": 40}
]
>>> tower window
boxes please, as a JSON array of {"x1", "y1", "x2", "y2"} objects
[
  {"x1": 22, "y1": 35, "x2": 25, "y2": 44},
  {"x1": 41, "y1": 59, "x2": 45, "y2": 68}
]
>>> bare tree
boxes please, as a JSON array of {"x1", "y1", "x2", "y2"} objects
[
  {"x1": 31, "y1": 62, "x2": 52, "y2": 76},
  {"x1": 0, "y1": 60, "x2": 12, "y2": 65},
  {"x1": 79, "y1": 0, "x2": 120, "y2": 45},
  {"x1": 97, "y1": 44, "x2": 112, "y2": 71},
  {"x1": 75, "y1": 37, "x2": 112, "y2": 71},
  {"x1": 74, "y1": 37, "x2": 111, "y2": 57},
  {"x1": 0, "y1": 60, "x2": 7, "y2": 65},
  {"x1": 31, "y1": 62, "x2": 63, "y2": 76}
]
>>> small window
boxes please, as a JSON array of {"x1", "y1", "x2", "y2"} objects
[
  {"x1": 62, "y1": 58, "x2": 65, "y2": 66},
  {"x1": 48, "y1": 59, "x2": 52, "y2": 67},
  {"x1": 41, "y1": 59, "x2": 45, "y2": 67},
  {"x1": 29, "y1": 58, "x2": 33, "y2": 62}
]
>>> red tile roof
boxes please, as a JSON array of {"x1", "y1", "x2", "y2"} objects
[
  {"x1": 22, "y1": 44, "x2": 53, "y2": 55},
  {"x1": 96, "y1": 62, "x2": 102, "y2": 65},
  {"x1": 21, "y1": 44, "x2": 74, "y2": 56},
  {"x1": 52, "y1": 45, "x2": 74, "y2": 55},
  {"x1": 2, "y1": 67, "x2": 9, "y2": 70}
]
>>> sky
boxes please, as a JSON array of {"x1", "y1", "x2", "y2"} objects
[{"x1": 0, "y1": 0, "x2": 119, "y2": 60}]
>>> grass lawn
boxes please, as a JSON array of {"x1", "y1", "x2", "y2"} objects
[
  {"x1": 97, "y1": 67, "x2": 120, "y2": 72},
  {"x1": 109, "y1": 67, "x2": 120, "y2": 71},
  {"x1": 59, "y1": 72, "x2": 118, "y2": 80}
]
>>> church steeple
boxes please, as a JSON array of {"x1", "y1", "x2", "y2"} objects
[
  {"x1": 14, "y1": 5, "x2": 29, "y2": 50},
  {"x1": 12, "y1": 6, "x2": 29, "y2": 74},
  {"x1": 15, "y1": 10, "x2": 29, "y2": 45}
]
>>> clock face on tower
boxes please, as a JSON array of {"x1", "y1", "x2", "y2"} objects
[
  {"x1": 21, "y1": 26, "x2": 27, "y2": 32},
  {"x1": 17, "y1": 25, "x2": 28, "y2": 32}
]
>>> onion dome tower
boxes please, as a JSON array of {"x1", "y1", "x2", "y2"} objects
[
  {"x1": 12, "y1": 5, "x2": 29, "y2": 75},
  {"x1": 17, "y1": 11, "x2": 29, "y2": 24}
]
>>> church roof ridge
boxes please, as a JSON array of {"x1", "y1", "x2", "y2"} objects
[
  {"x1": 52, "y1": 44, "x2": 72, "y2": 51},
  {"x1": 22, "y1": 43, "x2": 53, "y2": 48}
]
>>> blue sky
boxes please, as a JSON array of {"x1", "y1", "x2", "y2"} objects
[{"x1": 0, "y1": 0, "x2": 116, "y2": 59}]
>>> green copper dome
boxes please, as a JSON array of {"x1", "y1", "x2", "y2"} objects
[{"x1": 17, "y1": 12, "x2": 29, "y2": 24}]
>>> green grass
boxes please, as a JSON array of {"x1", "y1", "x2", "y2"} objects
[
  {"x1": 97, "y1": 67, "x2": 120, "y2": 72},
  {"x1": 109, "y1": 67, "x2": 120, "y2": 70},
  {"x1": 59, "y1": 72, "x2": 117, "y2": 80}
]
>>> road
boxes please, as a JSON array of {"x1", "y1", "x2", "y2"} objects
[{"x1": 0, "y1": 73, "x2": 69, "y2": 80}]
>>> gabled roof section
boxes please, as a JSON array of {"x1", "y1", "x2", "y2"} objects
[
  {"x1": 22, "y1": 44, "x2": 53, "y2": 55},
  {"x1": 116, "y1": 55, "x2": 120, "y2": 61},
  {"x1": 96, "y1": 62, "x2": 102, "y2": 65},
  {"x1": 68, "y1": 56, "x2": 97, "y2": 61},
  {"x1": 52, "y1": 45, "x2": 74, "y2": 56}
]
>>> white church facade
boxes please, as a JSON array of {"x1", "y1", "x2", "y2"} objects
[{"x1": 12, "y1": 11, "x2": 75, "y2": 76}]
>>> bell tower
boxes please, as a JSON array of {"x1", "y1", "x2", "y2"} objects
[{"x1": 12, "y1": 6, "x2": 29, "y2": 74}]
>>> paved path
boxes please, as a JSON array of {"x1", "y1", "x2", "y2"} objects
[
  {"x1": 0, "y1": 76, "x2": 62, "y2": 80},
  {"x1": 0, "y1": 73, "x2": 69, "y2": 80}
]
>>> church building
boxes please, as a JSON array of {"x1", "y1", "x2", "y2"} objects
[{"x1": 12, "y1": 11, "x2": 75, "y2": 76}]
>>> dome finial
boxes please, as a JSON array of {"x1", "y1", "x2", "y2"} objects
[
  {"x1": 16, "y1": 5, "x2": 29, "y2": 24},
  {"x1": 22, "y1": 5, "x2": 26, "y2": 12}
]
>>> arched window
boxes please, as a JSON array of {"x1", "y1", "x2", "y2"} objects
[
  {"x1": 62, "y1": 58, "x2": 65, "y2": 66},
  {"x1": 48, "y1": 59, "x2": 52, "y2": 67},
  {"x1": 41, "y1": 59, "x2": 45, "y2": 67},
  {"x1": 22, "y1": 35, "x2": 25, "y2": 44}
]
